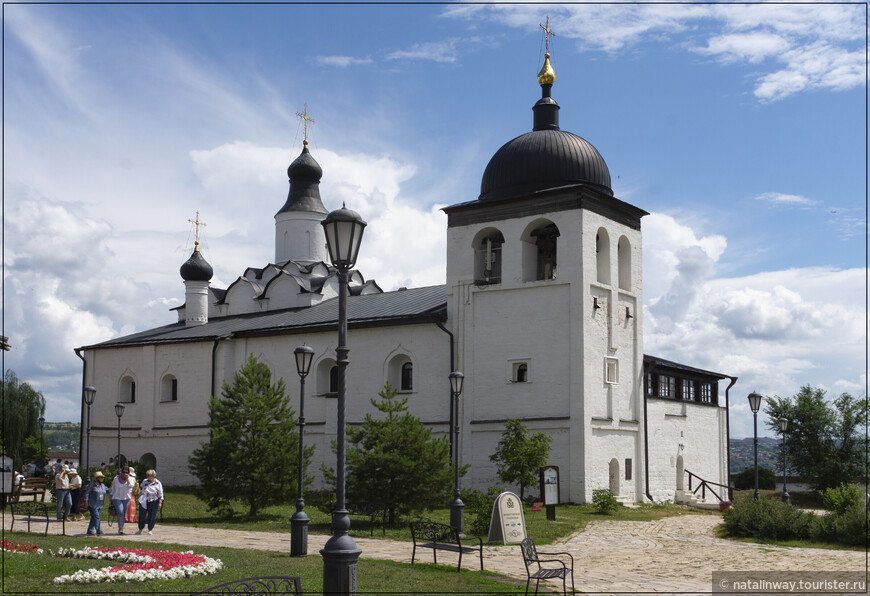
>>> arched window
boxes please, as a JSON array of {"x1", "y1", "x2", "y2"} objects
[
  {"x1": 522, "y1": 220, "x2": 559, "y2": 281},
  {"x1": 596, "y1": 228, "x2": 611, "y2": 285},
  {"x1": 160, "y1": 374, "x2": 178, "y2": 402},
  {"x1": 617, "y1": 236, "x2": 631, "y2": 291},
  {"x1": 515, "y1": 363, "x2": 528, "y2": 383},
  {"x1": 401, "y1": 362, "x2": 413, "y2": 391},
  {"x1": 120, "y1": 375, "x2": 136, "y2": 404},
  {"x1": 473, "y1": 228, "x2": 504, "y2": 284},
  {"x1": 317, "y1": 359, "x2": 338, "y2": 397}
]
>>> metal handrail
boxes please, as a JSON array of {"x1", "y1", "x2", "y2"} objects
[{"x1": 685, "y1": 469, "x2": 732, "y2": 502}]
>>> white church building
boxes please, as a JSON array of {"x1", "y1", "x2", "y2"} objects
[{"x1": 77, "y1": 51, "x2": 737, "y2": 504}]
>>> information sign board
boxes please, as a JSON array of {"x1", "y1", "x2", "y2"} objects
[{"x1": 487, "y1": 491, "x2": 527, "y2": 544}]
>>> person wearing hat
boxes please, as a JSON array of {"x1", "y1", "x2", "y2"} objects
[
  {"x1": 68, "y1": 468, "x2": 84, "y2": 521},
  {"x1": 55, "y1": 465, "x2": 72, "y2": 521},
  {"x1": 84, "y1": 471, "x2": 109, "y2": 536}
]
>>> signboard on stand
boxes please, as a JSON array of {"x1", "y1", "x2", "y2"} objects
[
  {"x1": 540, "y1": 465, "x2": 560, "y2": 521},
  {"x1": 0, "y1": 454, "x2": 14, "y2": 495},
  {"x1": 487, "y1": 491, "x2": 527, "y2": 544}
]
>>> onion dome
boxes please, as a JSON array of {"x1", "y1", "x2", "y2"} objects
[
  {"x1": 479, "y1": 53, "x2": 612, "y2": 201},
  {"x1": 276, "y1": 141, "x2": 328, "y2": 215},
  {"x1": 180, "y1": 243, "x2": 213, "y2": 282}
]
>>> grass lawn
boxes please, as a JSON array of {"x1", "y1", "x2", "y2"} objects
[
  {"x1": 2, "y1": 531, "x2": 528, "y2": 594},
  {"x1": 160, "y1": 488, "x2": 703, "y2": 545}
]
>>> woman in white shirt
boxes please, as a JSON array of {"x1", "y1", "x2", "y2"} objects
[
  {"x1": 136, "y1": 469, "x2": 164, "y2": 535},
  {"x1": 109, "y1": 467, "x2": 134, "y2": 534}
]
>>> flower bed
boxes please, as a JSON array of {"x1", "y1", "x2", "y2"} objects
[
  {"x1": 52, "y1": 546, "x2": 223, "y2": 584},
  {"x1": 1, "y1": 540, "x2": 44, "y2": 554}
]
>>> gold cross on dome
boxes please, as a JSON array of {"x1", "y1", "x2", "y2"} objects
[
  {"x1": 296, "y1": 104, "x2": 315, "y2": 146},
  {"x1": 188, "y1": 211, "x2": 206, "y2": 249},
  {"x1": 540, "y1": 17, "x2": 556, "y2": 54}
]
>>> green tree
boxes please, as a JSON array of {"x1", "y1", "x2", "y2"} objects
[
  {"x1": 21, "y1": 435, "x2": 48, "y2": 465},
  {"x1": 732, "y1": 466, "x2": 776, "y2": 491},
  {"x1": 764, "y1": 385, "x2": 867, "y2": 490},
  {"x1": 2, "y1": 370, "x2": 46, "y2": 465},
  {"x1": 489, "y1": 418, "x2": 552, "y2": 500},
  {"x1": 188, "y1": 355, "x2": 312, "y2": 516},
  {"x1": 340, "y1": 382, "x2": 455, "y2": 524}
]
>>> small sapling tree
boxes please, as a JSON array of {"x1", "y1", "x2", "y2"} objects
[{"x1": 489, "y1": 418, "x2": 552, "y2": 501}]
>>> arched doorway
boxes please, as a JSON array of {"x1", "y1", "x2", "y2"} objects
[{"x1": 608, "y1": 458, "x2": 620, "y2": 496}]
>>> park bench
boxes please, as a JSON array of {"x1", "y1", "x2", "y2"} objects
[
  {"x1": 13, "y1": 477, "x2": 48, "y2": 502},
  {"x1": 519, "y1": 537, "x2": 575, "y2": 596},
  {"x1": 409, "y1": 521, "x2": 483, "y2": 572},
  {"x1": 10, "y1": 501, "x2": 51, "y2": 535},
  {"x1": 196, "y1": 576, "x2": 303, "y2": 594},
  {"x1": 347, "y1": 502, "x2": 387, "y2": 536}
]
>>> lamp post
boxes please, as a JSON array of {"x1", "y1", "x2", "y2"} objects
[
  {"x1": 83, "y1": 386, "x2": 96, "y2": 482},
  {"x1": 291, "y1": 344, "x2": 315, "y2": 557},
  {"x1": 747, "y1": 391, "x2": 763, "y2": 500},
  {"x1": 38, "y1": 416, "x2": 45, "y2": 469},
  {"x1": 114, "y1": 402, "x2": 125, "y2": 474},
  {"x1": 448, "y1": 371, "x2": 465, "y2": 533},
  {"x1": 779, "y1": 417, "x2": 790, "y2": 503},
  {"x1": 320, "y1": 204, "x2": 366, "y2": 595}
]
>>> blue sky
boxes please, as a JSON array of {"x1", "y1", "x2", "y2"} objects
[{"x1": 3, "y1": 2, "x2": 866, "y2": 441}]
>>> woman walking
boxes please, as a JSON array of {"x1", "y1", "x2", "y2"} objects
[
  {"x1": 125, "y1": 468, "x2": 138, "y2": 524},
  {"x1": 136, "y1": 469, "x2": 164, "y2": 535},
  {"x1": 109, "y1": 467, "x2": 134, "y2": 534},
  {"x1": 84, "y1": 471, "x2": 109, "y2": 536},
  {"x1": 68, "y1": 468, "x2": 84, "y2": 521}
]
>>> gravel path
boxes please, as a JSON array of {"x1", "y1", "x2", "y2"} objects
[{"x1": 6, "y1": 512, "x2": 866, "y2": 594}]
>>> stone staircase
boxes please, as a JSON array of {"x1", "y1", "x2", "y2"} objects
[{"x1": 674, "y1": 489, "x2": 721, "y2": 510}]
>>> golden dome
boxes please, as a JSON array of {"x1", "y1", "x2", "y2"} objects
[{"x1": 537, "y1": 53, "x2": 556, "y2": 86}]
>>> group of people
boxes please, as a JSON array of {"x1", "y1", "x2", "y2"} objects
[{"x1": 83, "y1": 467, "x2": 164, "y2": 536}]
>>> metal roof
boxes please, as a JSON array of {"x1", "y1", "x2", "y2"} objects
[
  {"x1": 81, "y1": 285, "x2": 447, "y2": 350},
  {"x1": 643, "y1": 354, "x2": 733, "y2": 381}
]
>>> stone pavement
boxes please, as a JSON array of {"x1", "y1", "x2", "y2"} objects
[{"x1": 4, "y1": 512, "x2": 866, "y2": 594}]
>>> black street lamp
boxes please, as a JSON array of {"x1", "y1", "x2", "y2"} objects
[
  {"x1": 747, "y1": 391, "x2": 763, "y2": 500},
  {"x1": 38, "y1": 416, "x2": 45, "y2": 468},
  {"x1": 291, "y1": 344, "x2": 315, "y2": 557},
  {"x1": 83, "y1": 386, "x2": 96, "y2": 482},
  {"x1": 320, "y1": 204, "x2": 366, "y2": 595},
  {"x1": 779, "y1": 417, "x2": 790, "y2": 503},
  {"x1": 114, "y1": 402, "x2": 125, "y2": 474},
  {"x1": 448, "y1": 371, "x2": 465, "y2": 532}
]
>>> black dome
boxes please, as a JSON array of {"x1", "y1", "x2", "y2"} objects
[
  {"x1": 479, "y1": 73, "x2": 612, "y2": 201},
  {"x1": 277, "y1": 144, "x2": 328, "y2": 215},
  {"x1": 480, "y1": 129, "x2": 612, "y2": 201},
  {"x1": 180, "y1": 248, "x2": 213, "y2": 282}
]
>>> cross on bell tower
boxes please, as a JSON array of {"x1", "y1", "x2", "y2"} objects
[{"x1": 296, "y1": 104, "x2": 315, "y2": 147}]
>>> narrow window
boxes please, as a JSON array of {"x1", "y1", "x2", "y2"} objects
[
  {"x1": 596, "y1": 228, "x2": 611, "y2": 285},
  {"x1": 400, "y1": 362, "x2": 413, "y2": 392},
  {"x1": 171, "y1": 378, "x2": 178, "y2": 401},
  {"x1": 474, "y1": 230, "x2": 504, "y2": 284},
  {"x1": 514, "y1": 363, "x2": 528, "y2": 383},
  {"x1": 618, "y1": 236, "x2": 631, "y2": 291},
  {"x1": 130, "y1": 381, "x2": 136, "y2": 403},
  {"x1": 533, "y1": 224, "x2": 559, "y2": 280},
  {"x1": 161, "y1": 375, "x2": 178, "y2": 402},
  {"x1": 605, "y1": 359, "x2": 619, "y2": 384},
  {"x1": 625, "y1": 458, "x2": 632, "y2": 480},
  {"x1": 329, "y1": 366, "x2": 338, "y2": 394}
]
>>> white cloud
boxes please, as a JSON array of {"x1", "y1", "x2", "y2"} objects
[
  {"x1": 697, "y1": 32, "x2": 789, "y2": 64},
  {"x1": 315, "y1": 55, "x2": 373, "y2": 68},
  {"x1": 386, "y1": 39, "x2": 462, "y2": 63},
  {"x1": 755, "y1": 192, "x2": 818, "y2": 206}
]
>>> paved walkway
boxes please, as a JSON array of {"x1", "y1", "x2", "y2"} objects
[{"x1": 4, "y1": 512, "x2": 866, "y2": 594}]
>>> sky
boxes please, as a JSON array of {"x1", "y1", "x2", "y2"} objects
[{"x1": 2, "y1": 2, "x2": 866, "y2": 441}]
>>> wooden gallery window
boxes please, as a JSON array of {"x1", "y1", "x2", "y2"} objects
[
  {"x1": 681, "y1": 379, "x2": 696, "y2": 401},
  {"x1": 658, "y1": 375, "x2": 676, "y2": 398},
  {"x1": 699, "y1": 383, "x2": 714, "y2": 404},
  {"x1": 645, "y1": 373, "x2": 656, "y2": 397}
]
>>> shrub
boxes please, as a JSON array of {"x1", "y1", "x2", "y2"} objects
[
  {"x1": 810, "y1": 503, "x2": 869, "y2": 547},
  {"x1": 461, "y1": 487, "x2": 502, "y2": 537},
  {"x1": 732, "y1": 466, "x2": 776, "y2": 491},
  {"x1": 722, "y1": 496, "x2": 813, "y2": 541},
  {"x1": 592, "y1": 489, "x2": 619, "y2": 515},
  {"x1": 820, "y1": 483, "x2": 865, "y2": 515}
]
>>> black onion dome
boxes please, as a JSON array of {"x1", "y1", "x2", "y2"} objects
[
  {"x1": 180, "y1": 247, "x2": 213, "y2": 282},
  {"x1": 479, "y1": 66, "x2": 612, "y2": 201},
  {"x1": 277, "y1": 144, "x2": 328, "y2": 215}
]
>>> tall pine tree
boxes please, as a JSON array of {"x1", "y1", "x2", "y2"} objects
[
  {"x1": 189, "y1": 355, "x2": 313, "y2": 516},
  {"x1": 340, "y1": 382, "x2": 455, "y2": 524}
]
